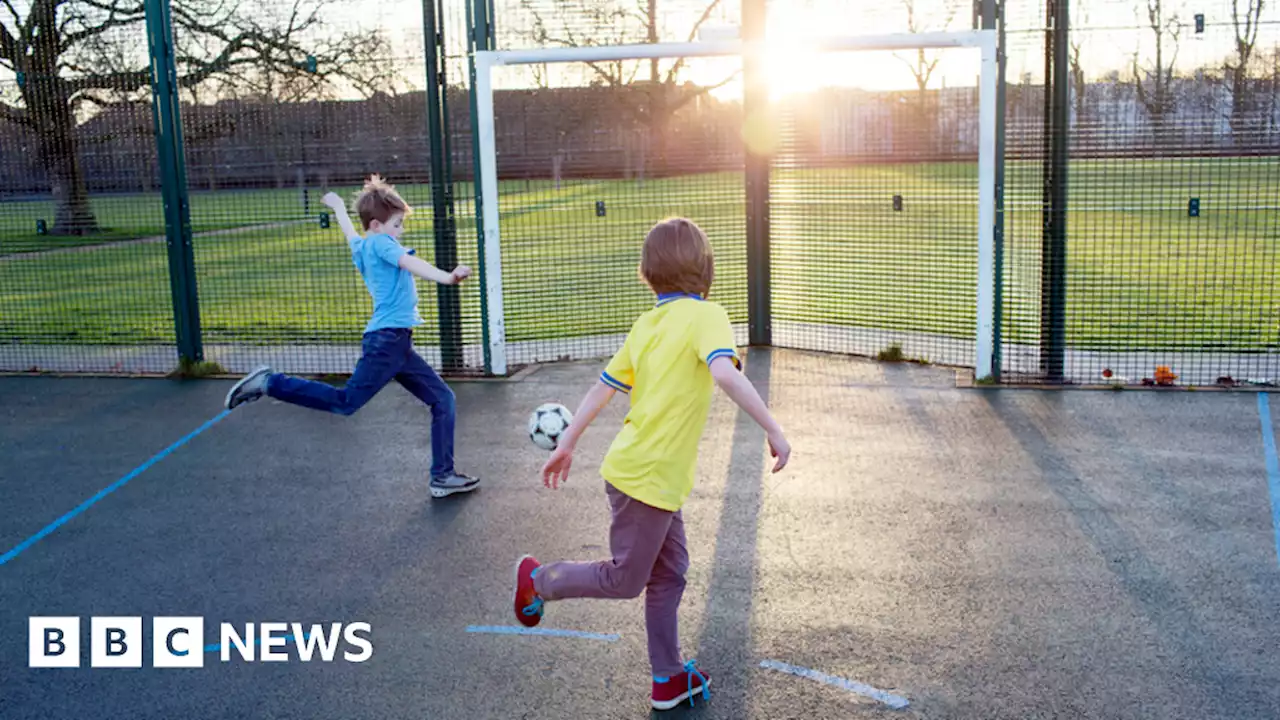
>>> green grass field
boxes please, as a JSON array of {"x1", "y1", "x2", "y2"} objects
[{"x1": 1, "y1": 158, "x2": 1276, "y2": 353}]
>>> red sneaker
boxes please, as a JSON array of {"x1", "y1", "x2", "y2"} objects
[
  {"x1": 512, "y1": 555, "x2": 543, "y2": 627},
  {"x1": 651, "y1": 660, "x2": 711, "y2": 710}
]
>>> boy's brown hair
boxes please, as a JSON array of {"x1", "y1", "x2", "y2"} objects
[
  {"x1": 353, "y1": 174, "x2": 412, "y2": 230},
  {"x1": 640, "y1": 218, "x2": 715, "y2": 298}
]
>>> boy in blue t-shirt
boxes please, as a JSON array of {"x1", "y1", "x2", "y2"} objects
[{"x1": 224, "y1": 175, "x2": 479, "y2": 498}]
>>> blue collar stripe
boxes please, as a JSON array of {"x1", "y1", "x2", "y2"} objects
[{"x1": 656, "y1": 292, "x2": 704, "y2": 306}]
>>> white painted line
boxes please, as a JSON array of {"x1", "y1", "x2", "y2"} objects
[
  {"x1": 759, "y1": 659, "x2": 909, "y2": 709},
  {"x1": 465, "y1": 625, "x2": 620, "y2": 642}
]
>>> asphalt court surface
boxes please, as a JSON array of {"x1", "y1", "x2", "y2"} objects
[{"x1": 2, "y1": 349, "x2": 1279, "y2": 719}]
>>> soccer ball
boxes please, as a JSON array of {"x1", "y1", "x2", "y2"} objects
[{"x1": 528, "y1": 403, "x2": 573, "y2": 451}]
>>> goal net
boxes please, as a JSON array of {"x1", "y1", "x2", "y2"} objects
[{"x1": 470, "y1": 31, "x2": 998, "y2": 379}]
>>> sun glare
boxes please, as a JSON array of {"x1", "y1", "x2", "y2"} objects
[
  {"x1": 763, "y1": 40, "x2": 827, "y2": 101},
  {"x1": 690, "y1": 10, "x2": 981, "y2": 102}
]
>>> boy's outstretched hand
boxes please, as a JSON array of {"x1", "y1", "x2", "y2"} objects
[
  {"x1": 542, "y1": 445, "x2": 573, "y2": 489},
  {"x1": 767, "y1": 429, "x2": 791, "y2": 473},
  {"x1": 321, "y1": 191, "x2": 345, "y2": 210},
  {"x1": 449, "y1": 265, "x2": 473, "y2": 285}
]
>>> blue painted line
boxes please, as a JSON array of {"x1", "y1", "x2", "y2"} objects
[
  {"x1": 465, "y1": 625, "x2": 620, "y2": 642},
  {"x1": 1259, "y1": 393, "x2": 1280, "y2": 566},
  {"x1": 0, "y1": 409, "x2": 232, "y2": 567},
  {"x1": 204, "y1": 633, "x2": 311, "y2": 653}
]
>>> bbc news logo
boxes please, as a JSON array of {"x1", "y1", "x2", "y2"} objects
[{"x1": 28, "y1": 617, "x2": 372, "y2": 668}]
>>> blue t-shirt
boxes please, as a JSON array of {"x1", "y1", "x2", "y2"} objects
[{"x1": 349, "y1": 233, "x2": 423, "y2": 333}]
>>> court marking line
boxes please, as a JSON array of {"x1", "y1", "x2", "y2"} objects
[
  {"x1": 1259, "y1": 393, "x2": 1280, "y2": 566},
  {"x1": 759, "y1": 659, "x2": 909, "y2": 709},
  {"x1": 0, "y1": 409, "x2": 233, "y2": 568}
]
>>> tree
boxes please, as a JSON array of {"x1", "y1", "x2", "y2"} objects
[
  {"x1": 0, "y1": 0, "x2": 390, "y2": 235},
  {"x1": 1069, "y1": 0, "x2": 1088, "y2": 122},
  {"x1": 896, "y1": 0, "x2": 958, "y2": 99},
  {"x1": 895, "y1": 0, "x2": 958, "y2": 155},
  {"x1": 516, "y1": 0, "x2": 739, "y2": 170},
  {"x1": 1132, "y1": 0, "x2": 1182, "y2": 138},
  {"x1": 1269, "y1": 44, "x2": 1280, "y2": 138},
  {"x1": 1225, "y1": 0, "x2": 1265, "y2": 142}
]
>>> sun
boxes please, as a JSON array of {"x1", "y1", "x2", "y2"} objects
[
  {"x1": 763, "y1": 40, "x2": 828, "y2": 100},
  {"x1": 689, "y1": 18, "x2": 941, "y2": 102}
]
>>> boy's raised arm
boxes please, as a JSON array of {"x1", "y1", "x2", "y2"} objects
[
  {"x1": 322, "y1": 192, "x2": 361, "y2": 242},
  {"x1": 397, "y1": 254, "x2": 472, "y2": 286}
]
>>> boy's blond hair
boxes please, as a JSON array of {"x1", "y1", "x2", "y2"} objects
[
  {"x1": 353, "y1": 174, "x2": 412, "y2": 230},
  {"x1": 640, "y1": 218, "x2": 715, "y2": 298}
]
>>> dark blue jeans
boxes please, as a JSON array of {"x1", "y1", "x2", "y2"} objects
[{"x1": 265, "y1": 328, "x2": 456, "y2": 478}]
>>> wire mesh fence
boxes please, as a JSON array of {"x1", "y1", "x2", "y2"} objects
[
  {"x1": 0, "y1": 17, "x2": 177, "y2": 374},
  {"x1": 487, "y1": 60, "x2": 748, "y2": 368},
  {"x1": 169, "y1": 0, "x2": 456, "y2": 375},
  {"x1": 1, "y1": 0, "x2": 1276, "y2": 386},
  {"x1": 768, "y1": 48, "x2": 983, "y2": 368},
  {"x1": 1001, "y1": 0, "x2": 1280, "y2": 386}
]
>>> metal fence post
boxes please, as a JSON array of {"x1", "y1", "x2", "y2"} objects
[
  {"x1": 467, "y1": 0, "x2": 497, "y2": 374},
  {"x1": 743, "y1": 0, "x2": 772, "y2": 347},
  {"x1": 145, "y1": 0, "x2": 203, "y2": 365},
  {"x1": 424, "y1": 0, "x2": 463, "y2": 371},
  {"x1": 1041, "y1": 0, "x2": 1069, "y2": 380}
]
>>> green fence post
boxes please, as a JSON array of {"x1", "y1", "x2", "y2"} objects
[
  {"x1": 145, "y1": 0, "x2": 203, "y2": 365},
  {"x1": 743, "y1": 0, "x2": 772, "y2": 347},
  {"x1": 1041, "y1": 0, "x2": 1069, "y2": 380},
  {"x1": 467, "y1": 0, "x2": 496, "y2": 374},
  {"x1": 424, "y1": 0, "x2": 463, "y2": 371}
]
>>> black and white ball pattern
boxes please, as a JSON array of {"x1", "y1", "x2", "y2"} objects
[{"x1": 528, "y1": 403, "x2": 573, "y2": 451}]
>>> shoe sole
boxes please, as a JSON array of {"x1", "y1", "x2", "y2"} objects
[
  {"x1": 651, "y1": 678, "x2": 712, "y2": 711},
  {"x1": 224, "y1": 367, "x2": 270, "y2": 410},
  {"x1": 429, "y1": 481, "x2": 480, "y2": 499},
  {"x1": 512, "y1": 554, "x2": 540, "y2": 627}
]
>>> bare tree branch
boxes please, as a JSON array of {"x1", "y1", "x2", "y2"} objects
[
  {"x1": 668, "y1": 66, "x2": 740, "y2": 114},
  {"x1": 664, "y1": 0, "x2": 723, "y2": 84},
  {"x1": 63, "y1": 5, "x2": 145, "y2": 48},
  {"x1": 895, "y1": 0, "x2": 957, "y2": 92}
]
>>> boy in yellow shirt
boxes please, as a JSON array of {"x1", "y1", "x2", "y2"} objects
[{"x1": 511, "y1": 218, "x2": 791, "y2": 710}]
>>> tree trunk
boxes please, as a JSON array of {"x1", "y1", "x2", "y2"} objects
[
  {"x1": 648, "y1": 84, "x2": 669, "y2": 176},
  {"x1": 1070, "y1": 50, "x2": 1085, "y2": 123},
  {"x1": 1229, "y1": 65, "x2": 1252, "y2": 144},
  {"x1": 37, "y1": 96, "x2": 99, "y2": 236}
]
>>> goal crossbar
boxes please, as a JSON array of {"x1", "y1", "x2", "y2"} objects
[{"x1": 473, "y1": 30, "x2": 999, "y2": 378}]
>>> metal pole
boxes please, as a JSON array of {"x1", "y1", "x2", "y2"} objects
[
  {"x1": 744, "y1": 0, "x2": 771, "y2": 346},
  {"x1": 424, "y1": 0, "x2": 462, "y2": 371},
  {"x1": 145, "y1": 0, "x2": 203, "y2": 365},
  {"x1": 982, "y1": 0, "x2": 1006, "y2": 379},
  {"x1": 467, "y1": 0, "x2": 497, "y2": 374},
  {"x1": 1041, "y1": 0, "x2": 1069, "y2": 379}
]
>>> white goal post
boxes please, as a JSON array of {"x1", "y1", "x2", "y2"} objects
[{"x1": 473, "y1": 30, "x2": 999, "y2": 379}]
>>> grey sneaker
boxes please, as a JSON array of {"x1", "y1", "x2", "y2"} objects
[
  {"x1": 225, "y1": 366, "x2": 272, "y2": 410},
  {"x1": 429, "y1": 472, "x2": 480, "y2": 498}
]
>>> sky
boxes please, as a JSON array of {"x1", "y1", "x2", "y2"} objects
[
  {"x1": 1, "y1": 0, "x2": 1276, "y2": 99},
  {"x1": 464, "y1": 0, "x2": 1279, "y2": 98}
]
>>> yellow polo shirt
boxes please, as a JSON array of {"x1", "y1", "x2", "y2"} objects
[{"x1": 599, "y1": 293, "x2": 741, "y2": 511}]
